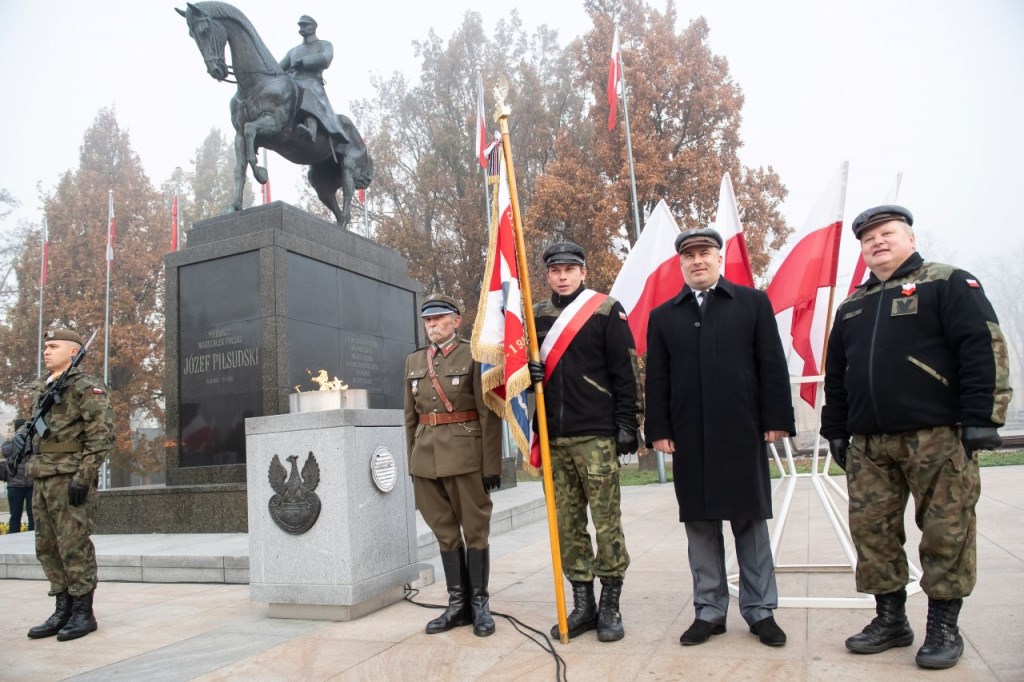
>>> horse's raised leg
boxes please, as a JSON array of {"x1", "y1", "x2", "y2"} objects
[
  {"x1": 243, "y1": 115, "x2": 279, "y2": 186},
  {"x1": 308, "y1": 160, "x2": 345, "y2": 226}
]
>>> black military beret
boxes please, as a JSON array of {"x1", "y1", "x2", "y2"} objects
[
  {"x1": 43, "y1": 328, "x2": 84, "y2": 346},
  {"x1": 420, "y1": 294, "x2": 461, "y2": 318},
  {"x1": 851, "y1": 204, "x2": 914, "y2": 238},
  {"x1": 542, "y1": 241, "x2": 586, "y2": 267},
  {"x1": 674, "y1": 227, "x2": 723, "y2": 254}
]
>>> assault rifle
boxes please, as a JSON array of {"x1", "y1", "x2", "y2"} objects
[{"x1": 5, "y1": 330, "x2": 98, "y2": 475}]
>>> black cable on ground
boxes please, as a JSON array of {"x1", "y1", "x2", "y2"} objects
[{"x1": 404, "y1": 584, "x2": 569, "y2": 682}]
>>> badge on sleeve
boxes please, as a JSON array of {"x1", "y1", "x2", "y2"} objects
[
  {"x1": 965, "y1": 278, "x2": 981, "y2": 289},
  {"x1": 92, "y1": 387, "x2": 105, "y2": 394}
]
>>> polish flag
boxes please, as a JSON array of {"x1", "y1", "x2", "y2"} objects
[
  {"x1": 766, "y1": 161, "x2": 849, "y2": 406},
  {"x1": 475, "y1": 72, "x2": 487, "y2": 168},
  {"x1": 171, "y1": 193, "x2": 179, "y2": 252},
  {"x1": 609, "y1": 199, "x2": 683, "y2": 355},
  {"x1": 106, "y1": 191, "x2": 115, "y2": 263},
  {"x1": 714, "y1": 172, "x2": 755, "y2": 288},
  {"x1": 607, "y1": 25, "x2": 622, "y2": 131},
  {"x1": 40, "y1": 216, "x2": 49, "y2": 286},
  {"x1": 846, "y1": 171, "x2": 902, "y2": 295}
]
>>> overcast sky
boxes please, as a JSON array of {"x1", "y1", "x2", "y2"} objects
[{"x1": 1, "y1": 0, "x2": 1022, "y2": 282}]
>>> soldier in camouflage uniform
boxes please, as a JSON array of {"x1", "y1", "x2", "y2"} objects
[
  {"x1": 822, "y1": 205, "x2": 1011, "y2": 670},
  {"x1": 20, "y1": 329, "x2": 115, "y2": 642},
  {"x1": 529, "y1": 241, "x2": 642, "y2": 642}
]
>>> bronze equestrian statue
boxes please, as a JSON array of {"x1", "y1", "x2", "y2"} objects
[{"x1": 177, "y1": 3, "x2": 372, "y2": 228}]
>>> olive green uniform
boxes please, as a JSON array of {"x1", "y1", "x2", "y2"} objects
[
  {"x1": 26, "y1": 367, "x2": 115, "y2": 597},
  {"x1": 404, "y1": 337, "x2": 502, "y2": 551}
]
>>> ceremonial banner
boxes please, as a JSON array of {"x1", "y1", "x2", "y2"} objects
[{"x1": 472, "y1": 143, "x2": 530, "y2": 455}]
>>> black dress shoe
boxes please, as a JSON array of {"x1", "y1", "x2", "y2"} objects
[
  {"x1": 679, "y1": 619, "x2": 726, "y2": 645},
  {"x1": 749, "y1": 616, "x2": 786, "y2": 646}
]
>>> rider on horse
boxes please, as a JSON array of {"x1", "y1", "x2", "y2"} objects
[{"x1": 279, "y1": 15, "x2": 349, "y2": 146}]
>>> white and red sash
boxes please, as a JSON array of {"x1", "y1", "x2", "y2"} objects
[
  {"x1": 539, "y1": 289, "x2": 608, "y2": 380},
  {"x1": 529, "y1": 289, "x2": 608, "y2": 467}
]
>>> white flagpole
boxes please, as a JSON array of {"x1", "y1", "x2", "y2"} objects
[
  {"x1": 104, "y1": 190, "x2": 112, "y2": 386},
  {"x1": 36, "y1": 216, "x2": 47, "y2": 376},
  {"x1": 619, "y1": 44, "x2": 642, "y2": 242}
]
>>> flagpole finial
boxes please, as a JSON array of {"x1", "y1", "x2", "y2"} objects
[{"x1": 492, "y1": 76, "x2": 510, "y2": 122}]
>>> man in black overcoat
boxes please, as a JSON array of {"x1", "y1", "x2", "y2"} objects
[{"x1": 645, "y1": 227, "x2": 795, "y2": 647}]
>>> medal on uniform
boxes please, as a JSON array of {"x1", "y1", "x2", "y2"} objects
[
  {"x1": 451, "y1": 376, "x2": 460, "y2": 385},
  {"x1": 411, "y1": 379, "x2": 419, "y2": 396}
]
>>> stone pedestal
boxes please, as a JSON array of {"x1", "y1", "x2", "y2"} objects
[
  {"x1": 245, "y1": 408, "x2": 430, "y2": 620},
  {"x1": 97, "y1": 203, "x2": 422, "y2": 534}
]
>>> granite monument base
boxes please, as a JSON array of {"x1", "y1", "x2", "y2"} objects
[{"x1": 245, "y1": 408, "x2": 431, "y2": 620}]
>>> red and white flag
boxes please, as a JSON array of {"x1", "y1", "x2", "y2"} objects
[
  {"x1": 766, "y1": 161, "x2": 849, "y2": 406},
  {"x1": 261, "y1": 178, "x2": 272, "y2": 205},
  {"x1": 609, "y1": 199, "x2": 683, "y2": 355},
  {"x1": 39, "y1": 216, "x2": 49, "y2": 286},
  {"x1": 475, "y1": 72, "x2": 488, "y2": 169},
  {"x1": 171, "y1": 193, "x2": 179, "y2": 252},
  {"x1": 472, "y1": 142, "x2": 530, "y2": 456},
  {"x1": 106, "y1": 191, "x2": 115, "y2": 263},
  {"x1": 357, "y1": 188, "x2": 365, "y2": 206},
  {"x1": 607, "y1": 25, "x2": 622, "y2": 131},
  {"x1": 714, "y1": 172, "x2": 755, "y2": 288}
]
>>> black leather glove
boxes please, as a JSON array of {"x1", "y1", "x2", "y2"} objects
[
  {"x1": 528, "y1": 360, "x2": 545, "y2": 385},
  {"x1": 961, "y1": 426, "x2": 1001, "y2": 460},
  {"x1": 615, "y1": 427, "x2": 639, "y2": 456},
  {"x1": 69, "y1": 481, "x2": 89, "y2": 507},
  {"x1": 829, "y1": 438, "x2": 850, "y2": 471},
  {"x1": 482, "y1": 474, "x2": 502, "y2": 493}
]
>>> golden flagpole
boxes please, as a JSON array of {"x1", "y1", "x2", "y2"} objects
[{"x1": 494, "y1": 80, "x2": 569, "y2": 644}]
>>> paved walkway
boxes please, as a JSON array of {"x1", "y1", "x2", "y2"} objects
[{"x1": 1, "y1": 466, "x2": 1022, "y2": 681}]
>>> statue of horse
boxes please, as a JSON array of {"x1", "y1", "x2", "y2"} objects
[{"x1": 177, "y1": 2, "x2": 372, "y2": 228}]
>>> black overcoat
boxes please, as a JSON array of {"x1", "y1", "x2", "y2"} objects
[{"x1": 645, "y1": 278, "x2": 795, "y2": 522}]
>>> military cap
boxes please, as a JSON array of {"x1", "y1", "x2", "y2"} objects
[
  {"x1": 542, "y1": 241, "x2": 586, "y2": 267},
  {"x1": 851, "y1": 204, "x2": 913, "y2": 238},
  {"x1": 420, "y1": 294, "x2": 461, "y2": 318},
  {"x1": 297, "y1": 15, "x2": 317, "y2": 27},
  {"x1": 43, "y1": 328, "x2": 84, "y2": 346},
  {"x1": 674, "y1": 227, "x2": 723, "y2": 254}
]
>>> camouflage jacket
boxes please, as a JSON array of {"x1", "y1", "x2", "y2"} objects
[
  {"x1": 25, "y1": 367, "x2": 115, "y2": 485},
  {"x1": 822, "y1": 253, "x2": 1011, "y2": 439}
]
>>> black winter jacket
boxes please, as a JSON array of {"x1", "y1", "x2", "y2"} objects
[
  {"x1": 534, "y1": 285, "x2": 642, "y2": 439},
  {"x1": 821, "y1": 253, "x2": 1011, "y2": 439}
]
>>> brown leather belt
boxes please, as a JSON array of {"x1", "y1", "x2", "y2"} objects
[{"x1": 419, "y1": 410, "x2": 479, "y2": 426}]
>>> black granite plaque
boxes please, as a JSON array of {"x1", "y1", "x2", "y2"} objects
[
  {"x1": 285, "y1": 252, "x2": 417, "y2": 408},
  {"x1": 178, "y1": 252, "x2": 264, "y2": 467}
]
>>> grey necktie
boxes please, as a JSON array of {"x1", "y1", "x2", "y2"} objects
[{"x1": 697, "y1": 290, "x2": 708, "y2": 316}]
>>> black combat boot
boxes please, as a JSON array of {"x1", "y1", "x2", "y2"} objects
[
  {"x1": 466, "y1": 547, "x2": 495, "y2": 637},
  {"x1": 425, "y1": 548, "x2": 471, "y2": 634},
  {"x1": 27, "y1": 590, "x2": 73, "y2": 639},
  {"x1": 56, "y1": 589, "x2": 98, "y2": 641},
  {"x1": 915, "y1": 598, "x2": 964, "y2": 669},
  {"x1": 550, "y1": 580, "x2": 598, "y2": 640},
  {"x1": 845, "y1": 589, "x2": 915, "y2": 654},
  {"x1": 596, "y1": 578, "x2": 624, "y2": 642}
]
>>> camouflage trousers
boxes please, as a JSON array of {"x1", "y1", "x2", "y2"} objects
[
  {"x1": 32, "y1": 474, "x2": 98, "y2": 597},
  {"x1": 847, "y1": 425, "x2": 980, "y2": 599},
  {"x1": 550, "y1": 436, "x2": 629, "y2": 581}
]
